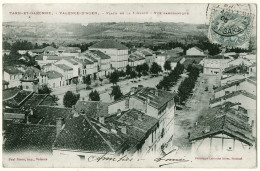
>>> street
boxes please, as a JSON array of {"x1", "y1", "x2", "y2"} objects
[{"x1": 172, "y1": 74, "x2": 220, "y2": 153}]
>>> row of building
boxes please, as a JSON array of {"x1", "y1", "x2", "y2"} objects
[
  {"x1": 3, "y1": 85, "x2": 177, "y2": 163},
  {"x1": 189, "y1": 53, "x2": 256, "y2": 158}
]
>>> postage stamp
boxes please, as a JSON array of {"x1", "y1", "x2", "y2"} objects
[{"x1": 208, "y1": 4, "x2": 255, "y2": 49}]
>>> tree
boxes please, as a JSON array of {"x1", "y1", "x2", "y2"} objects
[
  {"x1": 126, "y1": 65, "x2": 132, "y2": 77},
  {"x1": 99, "y1": 77, "x2": 103, "y2": 86},
  {"x1": 118, "y1": 70, "x2": 126, "y2": 77},
  {"x1": 63, "y1": 91, "x2": 80, "y2": 108},
  {"x1": 164, "y1": 61, "x2": 172, "y2": 72},
  {"x1": 111, "y1": 85, "x2": 123, "y2": 100},
  {"x1": 130, "y1": 71, "x2": 137, "y2": 81},
  {"x1": 89, "y1": 90, "x2": 100, "y2": 101},
  {"x1": 38, "y1": 84, "x2": 52, "y2": 94},
  {"x1": 85, "y1": 75, "x2": 91, "y2": 89},
  {"x1": 150, "y1": 62, "x2": 162, "y2": 75},
  {"x1": 93, "y1": 74, "x2": 97, "y2": 80},
  {"x1": 138, "y1": 72, "x2": 142, "y2": 81},
  {"x1": 142, "y1": 63, "x2": 149, "y2": 73},
  {"x1": 109, "y1": 71, "x2": 119, "y2": 85},
  {"x1": 135, "y1": 65, "x2": 143, "y2": 75},
  {"x1": 52, "y1": 95, "x2": 59, "y2": 102}
]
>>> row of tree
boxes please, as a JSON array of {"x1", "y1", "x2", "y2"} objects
[
  {"x1": 156, "y1": 62, "x2": 184, "y2": 91},
  {"x1": 176, "y1": 64, "x2": 200, "y2": 104}
]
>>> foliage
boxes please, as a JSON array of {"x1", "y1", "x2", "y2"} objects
[
  {"x1": 164, "y1": 61, "x2": 172, "y2": 71},
  {"x1": 93, "y1": 74, "x2": 97, "y2": 80},
  {"x1": 156, "y1": 62, "x2": 184, "y2": 91},
  {"x1": 126, "y1": 65, "x2": 132, "y2": 76},
  {"x1": 177, "y1": 65, "x2": 200, "y2": 104},
  {"x1": 85, "y1": 75, "x2": 91, "y2": 87},
  {"x1": 63, "y1": 91, "x2": 80, "y2": 108},
  {"x1": 109, "y1": 71, "x2": 119, "y2": 85},
  {"x1": 38, "y1": 84, "x2": 52, "y2": 94},
  {"x1": 130, "y1": 71, "x2": 137, "y2": 79},
  {"x1": 118, "y1": 70, "x2": 126, "y2": 77},
  {"x1": 99, "y1": 77, "x2": 103, "y2": 85},
  {"x1": 89, "y1": 90, "x2": 100, "y2": 101},
  {"x1": 111, "y1": 85, "x2": 123, "y2": 100},
  {"x1": 52, "y1": 95, "x2": 59, "y2": 102},
  {"x1": 150, "y1": 62, "x2": 162, "y2": 75}
]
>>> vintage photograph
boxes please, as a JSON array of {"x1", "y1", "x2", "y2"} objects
[{"x1": 1, "y1": 3, "x2": 257, "y2": 168}]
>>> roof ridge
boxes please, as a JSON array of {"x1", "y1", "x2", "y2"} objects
[{"x1": 83, "y1": 115, "x2": 115, "y2": 152}]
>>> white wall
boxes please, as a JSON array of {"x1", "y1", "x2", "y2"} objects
[{"x1": 186, "y1": 48, "x2": 204, "y2": 56}]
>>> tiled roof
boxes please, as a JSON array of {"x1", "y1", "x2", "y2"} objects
[
  {"x1": 46, "y1": 71, "x2": 63, "y2": 79},
  {"x1": 133, "y1": 87, "x2": 176, "y2": 109},
  {"x1": 42, "y1": 46, "x2": 57, "y2": 51},
  {"x1": 207, "y1": 55, "x2": 231, "y2": 59},
  {"x1": 105, "y1": 108, "x2": 159, "y2": 152},
  {"x1": 53, "y1": 115, "x2": 126, "y2": 153},
  {"x1": 90, "y1": 50, "x2": 111, "y2": 59},
  {"x1": 189, "y1": 106, "x2": 254, "y2": 146},
  {"x1": 214, "y1": 78, "x2": 246, "y2": 93},
  {"x1": 90, "y1": 40, "x2": 128, "y2": 50},
  {"x1": 4, "y1": 66, "x2": 24, "y2": 75},
  {"x1": 167, "y1": 56, "x2": 183, "y2": 63},
  {"x1": 3, "y1": 90, "x2": 33, "y2": 108},
  {"x1": 21, "y1": 94, "x2": 49, "y2": 109},
  {"x1": 30, "y1": 106, "x2": 73, "y2": 125},
  {"x1": 129, "y1": 53, "x2": 145, "y2": 62},
  {"x1": 118, "y1": 108, "x2": 158, "y2": 133},
  {"x1": 62, "y1": 57, "x2": 79, "y2": 65},
  {"x1": 23, "y1": 66, "x2": 46, "y2": 76},
  {"x1": 210, "y1": 90, "x2": 256, "y2": 104},
  {"x1": 75, "y1": 101, "x2": 110, "y2": 119},
  {"x1": 35, "y1": 55, "x2": 43, "y2": 60},
  {"x1": 58, "y1": 46, "x2": 80, "y2": 52},
  {"x1": 4, "y1": 123, "x2": 56, "y2": 152},
  {"x1": 3, "y1": 87, "x2": 21, "y2": 100},
  {"x1": 182, "y1": 56, "x2": 204, "y2": 69},
  {"x1": 55, "y1": 64, "x2": 73, "y2": 71},
  {"x1": 191, "y1": 46, "x2": 203, "y2": 52},
  {"x1": 3, "y1": 80, "x2": 9, "y2": 85}
]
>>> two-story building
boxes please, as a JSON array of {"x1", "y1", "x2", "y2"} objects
[
  {"x1": 190, "y1": 104, "x2": 255, "y2": 159},
  {"x1": 214, "y1": 77, "x2": 256, "y2": 99},
  {"x1": 89, "y1": 40, "x2": 128, "y2": 71},
  {"x1": 46, "y1": 71, "x2": 64, "y2": 88},
  {"x1": 55, "y1": 57, "x2": 82, "y2": 83},
  {"x1": 89, "y1": 50, "x2": 112, "y2": 77},
  {"x1": 128, "y1": 53, "x2": 146, "y2": 68},
  {"x1": 3, "y1": 66, "x2": 24, "y2": 88},
  {"x1": 51, "y1": 64, "x2": 74, "y2": 85},
  {"x1": 20, "y1": 67, "x2": 48, "y2": 92},
  {"x1": 203, "y1": 55, "x2": 232, "y2": 75}
]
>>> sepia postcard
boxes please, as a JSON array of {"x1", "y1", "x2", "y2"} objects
[{"x1": 1, "y1": 1, "x2": 258, "y2": 168}]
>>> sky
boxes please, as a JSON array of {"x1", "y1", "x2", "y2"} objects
[{"x1": 3, "y1": 3, "x2": 210, "y2": 24}]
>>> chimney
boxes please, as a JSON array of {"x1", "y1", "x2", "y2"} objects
[
  {"x1": 138, "y1": 114, "x2": 143, "y2": 121},
  {"x1": 99, "y1": 116, "x2": 105, "y2": 124},
  {"x1": 29, "y1": 108, "x2": 34, "y2": 116},
  {"x1": 26, "y1": 115, "x2": 30, "y2": 124},
  {"x1": 56, "y1": 117, "x2": 64, "y2": 137},
  {"x1": 72, "y1": 105, "x2": 79, "y2": 117},
  {"x1": 130, "y1": 87, "x2": 136, "y2": 95},
  {"x1": 117, "y1": 109, "x2": 121, "y2": 116},
  {"x1": 121, "y1": 125, "x2": 127, "y2": 134}
]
